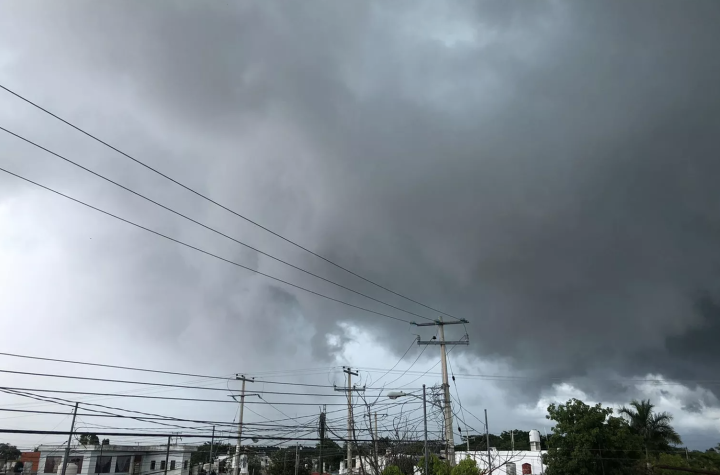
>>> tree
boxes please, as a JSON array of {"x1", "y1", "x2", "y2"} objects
[
  {"x1": 79, "y1": 434, "x2": 100, "y2": 446},
  {"x1": 0, "y1": 444, "x2": 21, "y2": 462},
  {"x1": 417, "y1": 455, "x2": 450, "y2": 475},
  {"x1": 451, "y1": 458, "x2": 479, "y2": 475},
  {"x1": 316, "y1": 439, "x2": 343, "y2": 472},
  {"x1": 382, "y1": 466, "x2": 403, "y2": 475},
  {"x1": 191, "y1": 442, "x2": 233, "y2": 467},
  {"x1": 101, "y1": 439, "x2": 110, "y2": 446},
  {"x1": 247, "y1": 454, "x2": 263, "y2": 475},
  {"x1": 618, "y1": 399, "x2": 682, "y2": 458},
  {"x1": 268, "y1": 448, "x2": 310, "y2": 475},
  {"x1": 385, "y1": 456, "x2": 416, "y2": 475},
  {"x1": 543, "y1": 398, "x2": 643, "y2": 475},
  {"x1": 457, "y1": 431, "x2": 549, "y2": 452}
]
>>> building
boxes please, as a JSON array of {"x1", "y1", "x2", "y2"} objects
[
  {"x1": 454, "y1": 430, "x2": 547, "y2": 475},
  {"x1": 20, "y1": 452, "x2": 41, "y2": 473},
  {"x1": 37, "y1": 444, "x2": 194, "y2": 475}
]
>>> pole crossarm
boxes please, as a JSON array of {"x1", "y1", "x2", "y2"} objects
[
  {"x1": 411, "y1": 319, "x2": 469, "y2": 326},
  {"x1": 417, "y1": 340, "x2": 469, "y2": 345}
]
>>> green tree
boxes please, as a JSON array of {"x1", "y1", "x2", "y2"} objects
[
  {"x1": 457, "y1": 431, "x2": 548, "y2": 452},
  {"x1": 618, "y1": 399, "x2": 682, "y2": 458},
  {"x1": 268, "y1": 448, "x2": 310, "y2": 475},
  {"x1": 417, "y1": 454, "x2": 450, "y2": 475},
  {"x1": 382, "y1": 466, "x2": 403, "y2": 475},
  {"x1": 191, "y1": 442, "x2": 233, "y2": 467},
  {"x1": 543, "y1": 398, "x2": 643, "y2": 475},
  {"x1": 386, "y1": 455, "x2": 416, "y2": 475},
  {"x1": 247, "y1": 454, "x2": 262, "y2": 475},
  {"x1": 451, "y1": 458, "x2": 479, "y2": 475},
  {"x1": 0, "y1": 444, "x2": 21, "y2": 462},
  {"x1": 101, "y1": 439, "x2": 110, "y2": 446},
  {"x1": 316, "y1": 439, "x2": 343, "y2": 472}
]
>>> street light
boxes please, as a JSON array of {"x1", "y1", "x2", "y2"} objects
[{"x1": 386, "y1": 385, "x2": 429, "y2": 475}]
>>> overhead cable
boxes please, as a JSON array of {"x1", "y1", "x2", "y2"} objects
[
  {"x1": 0, "y1": 83, "x2": 463, "y2": 322},
  {"x1": 0, "y1": 166, "x2": 413, "y2": 324}
]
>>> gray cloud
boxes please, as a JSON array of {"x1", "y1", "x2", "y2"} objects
[{"x1": 2, "y1": 0, "x2": 720, "y2": 443}]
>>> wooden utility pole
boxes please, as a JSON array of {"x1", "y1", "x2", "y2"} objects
[{"x1": 415, "y1": 318, "x2": 469, "y2": 467}]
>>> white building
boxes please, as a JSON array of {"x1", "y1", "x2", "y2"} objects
[
  {"x1": 454, "y1": 430, "x2": 547, "y2": 475},
  {"x1": 37, "y1": 444, "x2": 194, "y2": 475}
]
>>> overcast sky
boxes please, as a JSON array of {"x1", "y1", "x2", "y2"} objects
[{"x1": 1, "y1": 0, "x2": 720, "y2": 452}]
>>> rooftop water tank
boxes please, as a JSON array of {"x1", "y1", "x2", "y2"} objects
[{"x1": 529, "y1": 430, "x2": 542, "y2": 451}]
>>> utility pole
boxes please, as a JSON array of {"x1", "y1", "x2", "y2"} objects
[
  {"x1": 164, "y1": 436, "x2": 171, "y2": 475},
  {"x1": 319, "y1": 408, "x2": 326, "y2": 475},
  {"x1": 209, "y1": 426, "x2": 215, "y2": 472},
  {"x1": 234, "y1": 375, "x2": 254, "y2": 475},
  {"x1": 334, "y1": 367, "x2": 365, "y2": 475},
  {"x1": 61, "y1": 402, "x2": 79, "y2": 475},
  {"x1": 484, "y1": 410, "x2": 491, "y2": 475},
  {"x1": 374, "y1": 412, "x2": 379, "y2": 467},
  {"x1": 294, "y1": 443, "x2": 299, "y2": 475},
  {"x1": 423, "y1": 385, "x2": 428, "y2": 475},
  {"x1": 415, "y1": 317, "x2": 469, "y2": 467}
]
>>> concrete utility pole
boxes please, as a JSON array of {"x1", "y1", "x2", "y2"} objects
[
  {"x1": 319, "y1": 408, "x2": 326, "y2": 475},
  {"x1": 209, "y1": 426, "x2": 215, "y2": 471},
  {"x1": 334, "y1": 367, "x2": 364, "y2": 475},
  {"x1": 61, "y1": 402, "x2": 79, "y2": 475},
  {"x1": 423, "y1": 385, "x2": 428, "y2": 475},
  {"x1": 164, "y1": 436, "x2": 171, "y2": 475},
  {"x1": 234, "y1": 375, "x2": 254, "y2": 475},
  {"x1": 485, "y1": 410, "x2": 491, "y2": 475},
  {"x1": 374, "y1": 412, "x2": 379, "y2": 467},
  {"x1": 294, "y1": 443, "x2": 299, "y2": 475},
  {"x1": 415, "y1": 317, "x2": 469, "y2": 467}
]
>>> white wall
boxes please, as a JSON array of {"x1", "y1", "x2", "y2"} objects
[
  {"x1": 455, "y1": 450, "x2": 546, "y2": 475},
  {"x1": 37, "y1": 445, "x2": 192, "y2": 475}
]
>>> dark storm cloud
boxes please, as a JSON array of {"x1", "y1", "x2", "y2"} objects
[{"x1": 3, "y1": 0, "x2": 720, "y2": 402}]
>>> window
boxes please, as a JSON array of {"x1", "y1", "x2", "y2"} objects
[
  {"x1": 115, "y1": 456, "x2": 132, "y2": 473},
  {"x1": 44, "y1": 456, "x2": 62, "y2": 473},
  {"x1": 170, "y1": 461, "x2": 176, "y2": 471},
  {"x1": 150, "y1": 462, "x2": 156, "y2": 471},
  {"x1": 95, "y1": 456, "x2": 112, "y2": 474},
  {"x1": 183, "y1": 461, "x2": 188, "y2": 470},
  {"x1": 160, "y1": 461, "x2": 166, "y2": 470},
  {"x1": 506, "y1": 463, "x2": 516, "y2": 475},
  {"x1": 69, "y1": 456, "x2": 84, "y2": 473}
]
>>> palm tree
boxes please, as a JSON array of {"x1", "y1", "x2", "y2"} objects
[{"x1": 618, "y1": 399, "x2": 682, "y2": 460}]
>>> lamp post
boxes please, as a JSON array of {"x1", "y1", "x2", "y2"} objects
[{"x1": 387, "y1": 385, "x2": 429, "y2": 475}]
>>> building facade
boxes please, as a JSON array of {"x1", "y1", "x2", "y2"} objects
[{"x1": 37, "y1": 444, "x2": 194, "y2": 475}]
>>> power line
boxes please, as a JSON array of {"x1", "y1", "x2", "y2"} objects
[
  {"x1": 0, "y1": 125, "x2": 437, "y2": 324},
  {"x1": 0, "y1": 429, "x2": 378, "y2": 442},
  {"x1": 0, "y1": 386, "x2": 352, "y2": 405},
  {"x1": 0, "y1": 83, "x2": 464, "y2": 323},
  {"x1": 0, "y1": 166, "x2": 413, "y2": 324},
  {"x1": 0, "y1": 367, "x2": 380, "y2": 398},
  {"x1": 368, "y1": 338, "x2": 416, "y2": 387},
  {"x1": 0, "y1": 351, "x2": 423, "y2": 390}
]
